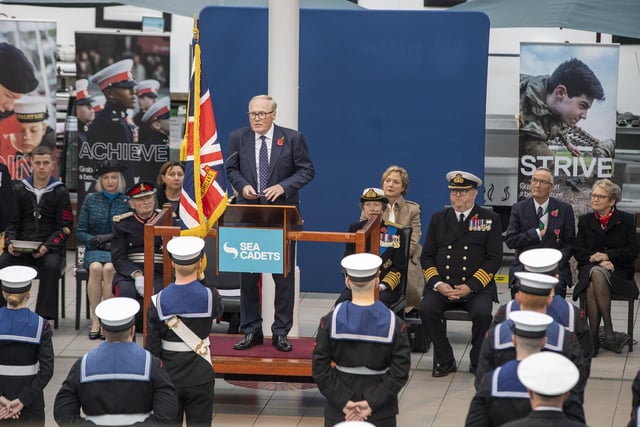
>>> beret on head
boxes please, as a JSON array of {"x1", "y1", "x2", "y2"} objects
[{"x1": 0, "y1": 43, "x2": 38, "y2": 94}]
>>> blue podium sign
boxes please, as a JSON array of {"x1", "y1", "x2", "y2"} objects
[{"x1": 218, "y1": 227, "x2": 284, "y2": 273}]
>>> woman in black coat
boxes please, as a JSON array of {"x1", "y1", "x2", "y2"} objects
[{"x1": 573, "y1": 179, "x2": 639, "y2": 354}]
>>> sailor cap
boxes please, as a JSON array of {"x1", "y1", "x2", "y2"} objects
[
  {"x1": 509, "y1": 310, "x2": 553, "y2": 338},
  {"x1": 517, "y1": 352, "x2": 579, "y2": 396},
  {"x1": 0, "y1": 266, "x2": 38, "y2": 293},
  {"x1": 167, "y1": 236, "x2": 205, "y2": 265},
  {"x1": 446, "y1": 170, "x2": 482, "y2": 189},
  {"x1": 514, "y1": 272, "x2": 557, "y2": 296},
  {"x1": 341, "y1": 253, "x2": 382, "y2": 282},
  {"x1": 95, "y1": 297, "x2": 139, "y2": 331},
  {"x1": 520, "y1": 248, "x2": 562, "y2": 274}
]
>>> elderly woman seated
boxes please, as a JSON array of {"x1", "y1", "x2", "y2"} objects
[
  {"x1": 336, "y1": 187, "x2": 408, "y2": 309},
  {"x1": 573, "y1": 179, "x2": 639, "y2": 354}
]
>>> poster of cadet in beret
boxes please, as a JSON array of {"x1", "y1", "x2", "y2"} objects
[
  {"x1": 0, "y1": 20, "x2": 58, "y2": 180},
  {"x1": 518, "y1": 43, "x2": 619, "y2": 217},
  {"x1": 74, "y1": 31, "x2": 170, "y2": 206}
]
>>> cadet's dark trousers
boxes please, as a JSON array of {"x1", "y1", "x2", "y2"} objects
[
  {"x1": 173, "y1": 382, "x2": 214, "y2": 427},
  {"x1": 0, "y1": 251, "x2": 62, "y2": 320},
  {"x1": 239, "y1": 245, "x2": 296, "y2": 336},
  {"x1": 419, "y1": 289, "x2": 493, "y2": 369}
]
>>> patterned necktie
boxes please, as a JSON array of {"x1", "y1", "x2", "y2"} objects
[
  {"x1": 459, "y1": 213, "x2": 465, "y2": 224},
  {"x1": 537, "y1": 206, "x2": 544, "y2": 230},
  {"x1": 258, "y1": 135, "x2": 268, "y2": 192}
]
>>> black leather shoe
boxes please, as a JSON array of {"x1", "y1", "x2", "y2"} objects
[
  {"x1": 233, "y1": 332, "x2": 264, "y2": 350},
  {"x1": 432, "y1": 361, "x2": 457, "y2": 378},
  {"x1": 272, "y1": 335, "x2": 292, "y2": 352}
]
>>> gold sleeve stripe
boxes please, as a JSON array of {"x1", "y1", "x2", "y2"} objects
[
  {"x1": 383, "y1": 271, "x2": 401, "y2": 289},
  {"x1": 424, "y1": 267, "x2": 439, "y2": 282},
  {"x1": 473, "y1": 269, "x2": 494, "y2": 286}
]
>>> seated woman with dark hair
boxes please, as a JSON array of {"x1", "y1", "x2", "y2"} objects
[
  {"x1": 156, "y1": 160, "x2": 184, "y2": 215},
  {"x1": 336, "y1": 187, "x2": 408, "y2": 309},
  {"x1": 76, "y1": 160, "x2": 130, "y2": 339},
  {"x1": 573, "y1": 178, "x2": 639, "y2": 355}
]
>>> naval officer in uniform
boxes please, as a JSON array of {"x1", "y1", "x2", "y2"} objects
[
  {"x1": 0, "y1": 266, "x2": 53, "y2": 426},
  {"x1": 54, "y1": 297, "x2": 177, "y2": 425},
  {"x1": 419, "y1": 170, "x2": 503, "y2": 377}
]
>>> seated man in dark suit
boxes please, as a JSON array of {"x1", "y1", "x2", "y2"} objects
[
  {"x1": 0, "y1": 145, "x2": 73, "y2": 321},
  {"x1": 504, "y1": 167, "x2": 575, "y2": 298},
  {"x1": 419, "y1": 170, "x2": 503, "y2": 377},
  {"x1": 336, "y1": 187, "x2": 407, "y2": 309}
]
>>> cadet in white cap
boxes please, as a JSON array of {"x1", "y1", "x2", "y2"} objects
[
  {"x1": 74, "y1": 79, "x2": 94, "y2": 142},
  {"x1": 91, "y1": 95, "x2": 106, "y2": 113},
  {"x1": 87, "y1": 59, "x2": 137, "y2": 147},
  {"x1": 145, "y1": 236, "x2": 221, "y2": 426},
  {"x1": 504, "y1": 166, "x2": 575, "y2": 299},
  {"x1": 54, "y1": 297, "x2": 178, "y2": 425},
  {"x1": 9, "y1": 95, "x2": 56, "y2": 155},
  {"x1": 0, "y1": 266, "x2": 53, "y2": 425},
  {"x1": 493, "y1": 248, "x2": 593, "y2": 366},
  {"x1": 336, "y1": 188, "x2": 407, "y2": 311},
  {"x1": 467, "y1": 311, "x2": 564, "y2": 427},
  {"x1": 420, "y1": 169, "x2": 502, "y2": 377},
  {"x1": 140, "y1": 96, "x2": 170, "y2": 146},
  {"x1": 313, "y1": 253, "x2": 410, "y2": 427},
  {"x1": 503, "y1": 352, "x2": 585, "y2": 427},
  {"x1": 475, "y1": 271, "x2": 587, "y2": 419},
  {"x1": 133, "y1": 79, "x2": 160, "y2": 143}
]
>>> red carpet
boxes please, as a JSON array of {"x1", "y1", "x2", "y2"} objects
[{"x1": 209, "y1": 333, "x2": 315, "y2": 359}]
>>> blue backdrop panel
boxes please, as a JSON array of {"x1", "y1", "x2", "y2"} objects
[{"x1": 199, "y1": 7, "x2": 489, "y2": 293}]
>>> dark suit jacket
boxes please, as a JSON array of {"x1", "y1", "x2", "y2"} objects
[
  {"x1": 0, "y1": 163, "x2": 16, "y2": 233},
  {"x1": 502, "y1": 409, "x2": 587, "y2": 426},
  {"x1": 504, "y1": 197, "x2": 575, "y2": 288},
  {"x1": 226, "y1": 124, "x2": 314, "y2": 206},
  {"x1": 573, "y1": 208, "x2": 639, "y2": 299}
]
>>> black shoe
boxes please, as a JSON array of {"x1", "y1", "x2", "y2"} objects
[
  {"x1": 88, "y1": 329, "x2": 100, "y2": 340},
  {"x1": 233, "y1": 332, "x2": 264, "y2": 350},
  {"x1": 432, "y1": 361, "x2": 457, "y2": 378},
  {"x1": 272, "y1": 335, "x2": 292, "y2": 352}
]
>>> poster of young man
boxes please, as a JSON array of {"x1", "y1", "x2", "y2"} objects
[
  {"x1": 518, "y1": 43, "x2": 619, "y2": 217},
  {"x1": 74, "y1": 31, "x2": 170, "y2": 204},
  {"x1": 0, "y1": 20, "x2": 58, "y2": 180}
]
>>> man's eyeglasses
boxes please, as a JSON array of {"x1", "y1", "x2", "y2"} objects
[
  {"x1": 590, "y1": 193, "x2": 609, "y2": 201},
  {"x1": 450, "y1": 189, "x2": 470, "y2": 195},
  {"x1": 247, "y1": 111, "x2": 274, "y2": 120},
  {"x1": 531, "y1": 178, "x2": 553, "y2": 186}
]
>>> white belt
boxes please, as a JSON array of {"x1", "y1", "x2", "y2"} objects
[
  {"x1": 161, "y1": 339, "x2": 191, "y2": 352},
  {"x1": 85, "y1": 413, "x2": 150, "y2": 426},
  {"x1": 164, "y1": 315, "x2": 212, "y2": 366},
  {"x1": 335, "y1": 365, "x2": 389, "y2": 375},
  {"x1": 127, "y1": 253, "x2": 164, "y2": 263},
  {"x1": 0, "y1": 362, "x2": 39, "y2": 376}
]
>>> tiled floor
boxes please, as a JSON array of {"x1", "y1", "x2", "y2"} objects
[{"x1": 36, "y1": 256, "x2": 639, "y2": 426}]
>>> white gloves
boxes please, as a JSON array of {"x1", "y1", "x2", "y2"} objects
[
  {"x1": 134, "y1": 276, "x2": 145, "y2": 296},
  {"x1": 379, "y1": 283, "x2": 388, "y2": 292}
]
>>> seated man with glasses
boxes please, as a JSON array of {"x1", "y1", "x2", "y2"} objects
[
  {"x1": 505, "y1": 167, "x2": 575, "y2": 298},
  {"x1": 419, "y1": 170, "x2": 502, "y2": 377},
  {"x1": 0, "y1": 145, "x2": 73, "y2": 322}
]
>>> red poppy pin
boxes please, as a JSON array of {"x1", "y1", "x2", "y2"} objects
[
  {"x1": 380, "y1": 226, "x2": 387, "y2": 233},
  {"x1": 550, "y1": 209, "x2": 559, "y2": 217},
  {"x1": 277, "y1": 136, "x2": 284, "y2": 146}
]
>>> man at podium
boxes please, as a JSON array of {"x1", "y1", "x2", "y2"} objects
[{"x1": 226, "y1": 94, "x2": 315, "y2": 352}]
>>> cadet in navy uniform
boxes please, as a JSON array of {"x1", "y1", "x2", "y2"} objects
[
  {"x1": 111, "y1": 182, "x2": 164, "y2": 326},
  {"x1": 140, "y1": 96, "x2": 170, "y2": 147},
  {"x1": 420, "y1": 170, "x2": 503, "y2": 377},
  {"x1": 475, "y1": 272, "x2": 587, "y2": 418},
  {"x1": 0, "y1": 162, "x2": 16, "y2": 233},
  {"x1": 54, "y1": 297, "x2": 178, "y2": 425},
  {"x1": 133, "y1": 79, "x2": 160, "y2": 144},
  {"x1": 73, "y1": 79, "x2": 94, "y2": 144},
  {"x1": 312, "y1": 253, "x2": 411, "y2": 427},
  {"x1": 336, "y1": 188, "x2": 408, "y2": 309},
  {"x1": 146, "y1": 236, "x2": 222, "y2": 426},
  {"x1": 0, "y1": 266, "x2": 53, "y2": 426},
  {"x1": 503, "y1": 352, "x2": 586, "y2": 427},
  {"x1": 492, "y1": 248, "x2": 592, "y2": 373}
]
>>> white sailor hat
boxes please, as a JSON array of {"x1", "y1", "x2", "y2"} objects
[
  {"x1": 509, "y1": 310, "x2": 553, "y2": 338},
  {"x1": 74, "y1": 79, "x2": 93, "y2": 105},
  {"x1": 360, "y1": 187, "x2": 388, "y2": 204},
  {"x1": 446, "y1": 170, "x2": 482, "y2": 189},
  {"x1": 514, "y1": 272, "x2": 557, "y2": 296},
  {"x1": 517, "y1": 352, "x2": 579, "y2": 396},
  {"x1": 135, "y1": 79, "x2": 160, "y2": 98},
  {"x1": 13, "y1": 96, "x2": 50, "y2": 123},
  {"x1": 0, "y1": 266, "x2": 38, "y2": 293},
  {"x1": 341, "y1": 253, "x2": 382, "y2": 282},
  {"x1": 95, "y1": 297, "x2": 139, "y2": 331},
  {"x1": 91, "y1": 95, "x2": 106, "y2": 112},
  {"x1": 167, "y1": 236, "x2": 205, "y2": 265},
  {"x1": 519, "y1": 248, "x2": 562, "y2": 274},
  {"x1": 92, "y1": 59, "x2": 137, "y2": 91},
  {"x1": 141, "y1": 96, "x2": 170, "y2": 123}
]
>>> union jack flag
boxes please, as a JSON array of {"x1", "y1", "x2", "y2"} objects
[{"x1": 179, "y1": 23, "x2": 228, "y2": 237}]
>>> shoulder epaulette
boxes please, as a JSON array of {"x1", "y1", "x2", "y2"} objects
[
  {"x1": 384, "y1": 220, "x2": 403, "y2": 229},
  {"x1": 113, "y1": 211, "x2": 134, "y2": 222}
]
